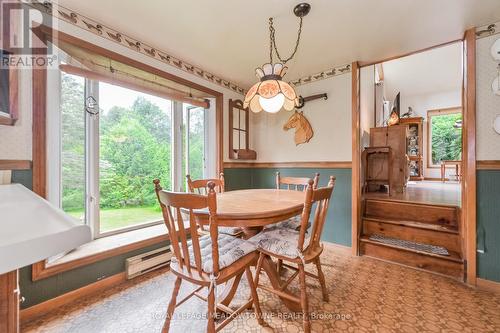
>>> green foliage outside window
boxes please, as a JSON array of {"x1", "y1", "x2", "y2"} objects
[
  {"x1": 60, "y1": 74, "x2": 206, "y2": 231},
  {"x1": 430, "y1": 113, "x2": 462, "y2": 165}
]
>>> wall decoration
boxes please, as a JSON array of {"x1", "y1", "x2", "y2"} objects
[
  {"x1": 476, "y1": 21, "x2": 499, "y2": 39},
  {"x1": 490, "y1": 38, "x2": 500, "y2": 60},
  {"x1": 289, "y1": 64, "x2": 351, "y2": 87},
  {"x1": 283, "y1": 110, "x2": 314, "y2": 145},
  {"x1": 494, "y1": 115, "x2": 500, "y2": 135}
]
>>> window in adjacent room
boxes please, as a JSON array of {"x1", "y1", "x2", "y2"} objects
[{"x1": 427, "y1": 108, "x2": 462, "y2": 167}]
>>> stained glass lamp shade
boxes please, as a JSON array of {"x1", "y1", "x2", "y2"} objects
[{"x1": 243, "y1": 63, "x2": 300, "y2": 113}]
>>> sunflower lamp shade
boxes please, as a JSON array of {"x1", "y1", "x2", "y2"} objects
[{"x1": 243, "y1": 63, "x2": 300, "y2": 113}]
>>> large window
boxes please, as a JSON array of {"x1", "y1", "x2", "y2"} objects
[
  {"x1": 49, "y1": 67, "x2": 214, "y2": 238},
  {"x1": 428, "y1": 108, "x2": 462, "y2": 167}
]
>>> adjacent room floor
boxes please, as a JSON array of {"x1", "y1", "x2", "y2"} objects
[
  {"x1": 364, "y1": 180, "x2": 461, "y2": 207},
  {"x1": 22, "y1": 246, "x2": 500, "y2": 333}
]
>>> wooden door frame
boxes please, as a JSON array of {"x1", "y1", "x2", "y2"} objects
[{"x1": 351, "y1": 33, "x2": 477, "y2": 284}]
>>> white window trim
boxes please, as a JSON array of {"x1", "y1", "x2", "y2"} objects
[{"x1": 47, "y1": 69, "x2": 216, "y2": 240}]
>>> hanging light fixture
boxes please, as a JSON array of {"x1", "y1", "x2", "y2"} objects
[{"x1": 244, "y1": 3, "x2": 311, "y2": 113}]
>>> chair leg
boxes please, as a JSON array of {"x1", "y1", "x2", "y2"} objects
[
  {"x1": 298, "y1": 264, "x2": 311, "y2": 333},
  {"x1": 162, "y1": 277, "x2": 182, "y2": 333},
  {"x1": 245, "y1": 267, "x2": 264, "y2": 325},
  {"x1": 314, "y1": 257, "x2": 329, "y2": 302},
  {"x1": 277, "y1": 259, "x2": 283, "y2": 275},
  {"x1": 207, "y1": 285, "x2": 216, "y2": 333},
  {"x1": 254, "y1": 253, "x2": 264, "y2": 286}
]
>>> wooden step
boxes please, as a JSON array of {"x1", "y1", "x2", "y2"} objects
[
  {"x1": 360, "y1": 236, "x2": 464, "y2": 280},
  {"x1": 364, "y1": 199, "x2": 459, "y2": 227},
  {"x1": 362, "y1": 217, "x2": 462, "y2": 253}
]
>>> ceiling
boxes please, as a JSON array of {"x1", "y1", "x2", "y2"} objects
[
  {"x1": 382, "y1": 42, "x2": 463, "y2": 100},
  {"x1": 58, "y1": 0, "x2": 500, "y2": 89}
]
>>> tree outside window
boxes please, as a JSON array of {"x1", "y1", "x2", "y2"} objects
[{"x1": 428, "y1": 109, "x2": 462, "y2": 166}]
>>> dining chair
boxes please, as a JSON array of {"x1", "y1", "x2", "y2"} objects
[
  {"x1": 273, "y1": 172, "x2": 320, "y2": 274},
  {"x1": 153, "y1": 179, "x2": 263, "y2": 333},
  {"x1": 273, "y1": 171, "x2": 320, "y2": 230},
  {"x1": 186, "y1": 173, "x2": 242, "y2": 237},
  {"x1": 186, "y1": 173, "x2": 225, "y2": 194},
  {"x1": 251, "y1": 176, "x2": 335, "y2": 333}
]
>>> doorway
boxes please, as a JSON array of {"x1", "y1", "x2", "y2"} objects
[{"x1": 352, "y1": 35, "x2": 476, "y2": 282}]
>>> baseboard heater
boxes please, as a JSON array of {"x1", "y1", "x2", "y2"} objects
[{"x1": 125, "y1": 246, "x2": 172, "y2": 279}]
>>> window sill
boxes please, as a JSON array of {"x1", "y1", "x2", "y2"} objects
[
  {"x1": 32, "y1": 223, "x2": 185, "y2": 281},
  {"x1": 0, "y1": 111, "x2": 17, "y2": 126}
]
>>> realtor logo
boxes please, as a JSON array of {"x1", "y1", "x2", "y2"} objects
[{"x1": 1, "y1": 0, "x2": 57, "y2": 68}]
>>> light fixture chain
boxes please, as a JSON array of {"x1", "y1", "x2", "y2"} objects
[{"x1": 268, "y1": 16, "x2": 303, "y2": 64}]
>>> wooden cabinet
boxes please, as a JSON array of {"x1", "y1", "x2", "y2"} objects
[
  {"x1": 0, "y1": 270, "x2": 19, "y2": 333},
  {"x1": 369, "y1": 125, "x2": 408, "y2": 193},
  {"x1": 400, "y1": 117, "x2": 424, "y2": 181}
]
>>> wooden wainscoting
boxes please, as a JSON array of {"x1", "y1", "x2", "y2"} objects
[{"x1": 477, "y1": 160, "x2": 500, "y2": 170}]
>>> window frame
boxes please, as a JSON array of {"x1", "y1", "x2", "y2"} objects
[
  {"x1": 32, "y1": 29, "x2": 224, "y2": 281},
  {"x1": 49, "y1": 71, "x2": 215, "y2": 239},
  {"x1": 426, "y1": 107, "x2": 463, "y2": 169}
]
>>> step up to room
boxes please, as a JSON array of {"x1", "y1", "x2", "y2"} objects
[
  {"x1": 362, "y1": 217, "x2": 461, "y2": 253},
  {"x1": 364, "y1": 199, "x2": 459, "y2": 227},
  {"x1": 360, "y1": 235, "x2": 464, "y2": 279}
]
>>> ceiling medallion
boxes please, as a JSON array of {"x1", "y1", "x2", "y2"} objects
[{"x1": 244, "y1": 3, "x2": 311, "y2": 113}]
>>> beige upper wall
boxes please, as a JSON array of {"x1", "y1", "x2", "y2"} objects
[
  {"x1": 2, "y1": 14, "x2": 499, "y2": 165},
  {"x1": 249, "y1": 74, "x2": 352, "y2": 163},
  {"x1": 477, "y1": 33, "x2": 500, "y2": 161},
  {"x1": 0, "y1": 69, "x2": 32, "y2": 160}
]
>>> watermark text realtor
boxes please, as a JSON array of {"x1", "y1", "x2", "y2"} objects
[{"x1": 1, "y1": 0, "x2": 57, "y2": 68}]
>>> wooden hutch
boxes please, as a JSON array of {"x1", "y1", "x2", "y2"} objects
[{"x1": 400, "y1": 117, "x2": 424, "y2": 181}]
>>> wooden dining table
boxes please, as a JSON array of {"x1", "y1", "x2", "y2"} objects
[{"x1": 192, "y1": 189, "x2": 306, "y2": 312}]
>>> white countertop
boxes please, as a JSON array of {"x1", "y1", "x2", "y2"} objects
[{"x1": 0, "y1": 184, "x2": 91, "y2": 274}]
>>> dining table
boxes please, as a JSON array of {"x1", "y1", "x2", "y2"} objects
[{"x1": 192, "y1": 188, "x2": 306, "y2": 312}]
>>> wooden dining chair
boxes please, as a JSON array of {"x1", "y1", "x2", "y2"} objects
[
  {"x1": 186, "y1": 173, "x2": 242, "y2": 237},
  {"x1": 274, "y1": 172, "x2": 320, "y2": 230},
  {"x1": 275, "y1": 171, "x2": 320, "y2": 192},
  {"x1": 251, "y1": 176, "x2": 336, "y2": 333},
  {"x1": 153, "y1": 179, "x2": 263, "y2": 332},
  {"x1": 186, "y1": 173, "x2": 225, "y2": 194},
  {"x1": 274, "y1": 172, "x2": 321, "y2": 273}
]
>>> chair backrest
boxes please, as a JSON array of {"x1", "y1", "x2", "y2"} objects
[
  {"x1": 275, "y1": 172, "x2": 320, "y2": 191},
  {"x1": 153, "y1": 179, "x2": 221, "y2": 276},
  {"x1": 186, "y1": 173, "x2": 225, "y2": 194},
  {"x1": 296, "y1": 176, "x2": 336, "y2": 252}
]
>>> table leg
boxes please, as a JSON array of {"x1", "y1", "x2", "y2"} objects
[
  {"x1": 260, "y1": 255, "x2": 301, "y2": 312},
  {"x1": 241, "y1": 227, "x2": 263, "y2": 239}
]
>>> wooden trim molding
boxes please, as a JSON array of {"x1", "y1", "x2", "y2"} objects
[
  {"x1": 223, "y1": 161, "x2": 352, "y2": 169},
  {"x1": 477, "y1": 278, "x2": 500, "y2": 294},
  {"x1": 351, "y1": 61, "x2": 360, "y2": 256},
  {"x1": 322, "y1": 241, "x2": 352, "y2": 256},
  {"x1": 477, "y1": 160, "x2": 500, "y2": 170},
  {"x1": 21, "y1": 272, "x2": 127, "y2": 323},
  {"x1": 0, "y1": 66, "x2": 19, "y2": 126},
  {"x1": 0, "y1": 160, "x2": 31, "y2": 170},
  {"x1": 358, "y1": 39, "x2": 462, "y2": 68},
  {"x1": 463, "y1": 28, "x2": 477, "y2": 285}
]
